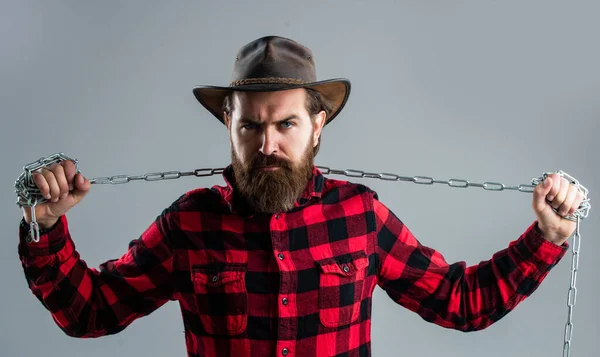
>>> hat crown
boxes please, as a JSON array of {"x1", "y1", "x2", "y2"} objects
[{"x1": 231, "y1": 36, "x2": 317, "y2": 85}]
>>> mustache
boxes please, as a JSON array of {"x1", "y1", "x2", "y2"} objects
[{"x1": 249, "y1": 154, "x2": 292, "y2": 170}]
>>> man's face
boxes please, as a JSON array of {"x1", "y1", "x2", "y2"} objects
[{"x1": 224, "y1": 88, "x2": 326, "y2": 213}]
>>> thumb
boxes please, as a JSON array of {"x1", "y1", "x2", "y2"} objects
[
  {"x1": 533, "y1": 177, "x2": 553, "y2": 213},
  {"x1": 71, "y1": 172, "x2": 91, "y2": 203}
]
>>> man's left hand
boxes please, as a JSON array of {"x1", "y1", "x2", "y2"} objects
[{"x1": 532, "y1": 173, "x2": 585, "y2": 246}]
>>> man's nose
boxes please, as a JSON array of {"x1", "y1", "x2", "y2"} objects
[{"x1": 259, "y1": 128, "x2": 278, "y2": 156}]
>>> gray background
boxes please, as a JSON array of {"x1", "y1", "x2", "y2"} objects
[{"x1": 1, "y1": 1, "x2": 598, "y2": 356}]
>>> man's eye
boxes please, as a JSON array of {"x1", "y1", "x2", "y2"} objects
[
  {"x1": 242, "y1": 124, "x2": 257, "y2": 130},
  {"x1": 280, "y1": 121, "x2": 294, "y2": 129}
]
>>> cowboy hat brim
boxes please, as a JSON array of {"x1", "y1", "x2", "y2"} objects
[{"x1": 192, "y1": 78, "x2": 351, "y2": 126}]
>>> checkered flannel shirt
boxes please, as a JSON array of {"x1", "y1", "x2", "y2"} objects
[{"x1": 18, "y1": 165, "x2": 567, "y2": 357}]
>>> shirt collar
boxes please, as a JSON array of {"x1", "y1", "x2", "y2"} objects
[{"x1": 216, "y1": 164, "x2": 324, "y2": 215}]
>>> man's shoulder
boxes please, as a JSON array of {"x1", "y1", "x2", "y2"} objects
[
  {"x1": 321, "y1": 176, "x2": 379, "y2": 200},
  {"x1": 167, "y1": 185, "x2": 229, "y2": 212}
]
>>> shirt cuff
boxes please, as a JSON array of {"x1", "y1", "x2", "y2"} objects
[
  {"x1": 521, "y1": 220, "x2": 568, "y2": 266},
  {"x1": 18, "y1": 215, "x2": 69, "y2": 256}
]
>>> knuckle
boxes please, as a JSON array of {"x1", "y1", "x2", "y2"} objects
[
  {"x1": 59, "y1": 180, "x2": 69, "y2": 191},
  {"x1": 42, "y1": 168, "x2": 54, "y2": 178},
  {"x1": 54, "y1": 163, "x2": 64, "y2": 174},
  {"x1": 64, "y1": 162, "x2": 75, "y2": 175},
  {"x1": 34, "y1": 175, "x2": 46, "y2": 186},
  {"x1": 551, "y1": 173, "x2": 560, "y2": 181}
]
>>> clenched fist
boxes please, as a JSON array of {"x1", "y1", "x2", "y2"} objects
[
  {"x1": 22, "y1": 160, "x2": 91, "y2": 229},
  {"x1": 533, "y1": 173, "x2": 585, "y2": 246}
]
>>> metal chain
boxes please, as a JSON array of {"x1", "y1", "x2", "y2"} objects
[
  {"x1": 316, "y1": 166, "x2": 591, "y2": 221},
  {"x1": 562, "y1": 215, "x2": 581, "y2": 357},
  {"x1": 14, "y1": 153, "x2": 591, "y2": 356}
]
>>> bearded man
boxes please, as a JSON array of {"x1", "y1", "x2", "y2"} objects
[{"x1": 18, "y1": 36, "x2": 584, "y2": 357}]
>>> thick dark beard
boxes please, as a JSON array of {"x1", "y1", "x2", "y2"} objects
[{"x1": 231, "y1": 142, "x2": 315, "y2": 214}]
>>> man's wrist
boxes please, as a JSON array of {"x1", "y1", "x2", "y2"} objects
[
  {"x1": 23, "y1": 216, "x2": 59, "y2": 230},
  {"x1": 536, "y1": 222, "x2": 568, "y2": 246},
  {"x1": 38, "y1": 218, "x2": 60, "y2": 230},
  {"x1": 21, "y1": 216, "x2": 60, "y2": 234}
]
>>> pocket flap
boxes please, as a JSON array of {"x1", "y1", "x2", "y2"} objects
[
  {"x1": 315, "y1": 251, "x2": 369, "y2": 276},
  {"x1": 192, "y1": 264, "x2": 246, "y2": 287}
]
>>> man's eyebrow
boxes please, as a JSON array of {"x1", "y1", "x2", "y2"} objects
[
  {"x1": 276, "y1": 115, "x2": 299, "y2": 123},
  {"x1": 238, "y1": 115, "x2": 300, "y2": 125},
  {"x1": 239, "y1": 117, "x2": 261, "y2": 124}
]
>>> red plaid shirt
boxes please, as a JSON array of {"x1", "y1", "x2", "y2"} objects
[{"x1": 18, "y1": 165, "x2": 567, "y2": 357}]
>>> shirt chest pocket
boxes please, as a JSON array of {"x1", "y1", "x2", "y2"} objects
[
  {"x1": 315, "y1": 251, "x2": 369, "y2": 328},
  {"x1": 191, "y1": 264, "x2": 248, "y2": 336}
]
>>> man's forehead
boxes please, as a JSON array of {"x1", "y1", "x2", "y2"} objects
[
  {"x1": 232, "y1": 90, "x2": 307, "y2": 117},
  {"x1": 234, "y1": 89, "x2": 306, "y2": 104}
]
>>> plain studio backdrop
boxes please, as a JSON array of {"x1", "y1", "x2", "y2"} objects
[{"x1": 1, "y1": 1, "x2": 598, "y2": 356}]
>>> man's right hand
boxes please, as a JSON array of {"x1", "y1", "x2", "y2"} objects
[{"x1": 22, "y1": 160, "x2": 91, "y2": 229}]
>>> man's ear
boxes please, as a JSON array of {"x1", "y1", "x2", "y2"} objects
[
  {"x1": 313, "y1": 110, "x2": 326, "y2": 147},
  {"x1": 224, "y1": 113, "x2": 231, "y2": 131}
]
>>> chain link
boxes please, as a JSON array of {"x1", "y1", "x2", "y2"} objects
[
  {"x1": 13, "y1": 153, "x2": 227, "y2": 243},
  {"x1": 562, "y1": 215, "x2": 581, "y2": 357},
  {"x1": 14, "y1": 154, "x2": 592, "y2": 356},
  {"x1": 89, "y1": 168, "x2": 226, "y2": 185},
  {"x1": 316, "y1": 166, "x2": 591, "y2": 220}
]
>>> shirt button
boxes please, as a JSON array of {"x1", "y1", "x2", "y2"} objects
[
  {"x1": 278, "y1": 253, "x2": 285, "y2": 260},
  {"x1": 275, "y1": 214, "x2": 280, "y2": 219},
  {"x1": 211, "y1": 275, "x2": 218, "y2": 282},
  {"x1": 342, "y1": 265, "x2": 350, "y2": 273},
  {"x1": 282, "y1": 347, "x2": 289, "y2": 356},
  {"x1": 282, "y1": 297, "x2": 288, "y2": 305}
]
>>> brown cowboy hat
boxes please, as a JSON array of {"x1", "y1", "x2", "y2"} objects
[{"x1": 192, "y1": 36, "x2": 351, "y2": 126}]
